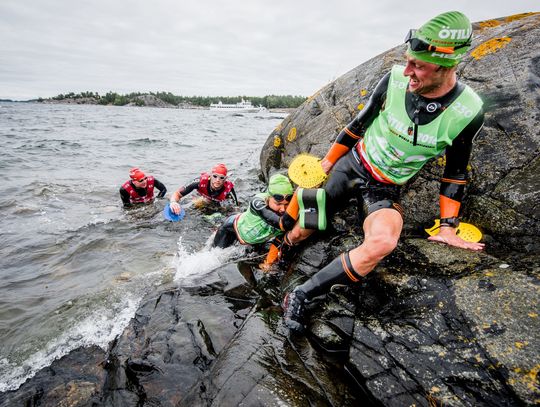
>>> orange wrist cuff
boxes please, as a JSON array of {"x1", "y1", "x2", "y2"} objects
[
  {"x1": 324, "y1": 143, "x2": 349, "y2": 165},
  {"x1": 440, "y1": 195, "x2": 461, "y2": 218},
  {"x1": 264, "y1": 243, "x2": 280, "y2": 266}
]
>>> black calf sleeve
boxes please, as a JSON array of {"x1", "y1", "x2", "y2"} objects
[{"x1": 298, "y1": 252, "x2": 361, "y2": 300}]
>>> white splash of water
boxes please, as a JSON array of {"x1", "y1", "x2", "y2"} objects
[{"x1": 173, "y1": 236, "x2": 245, "y2": 283}]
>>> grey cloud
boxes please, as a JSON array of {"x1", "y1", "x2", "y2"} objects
[{"x1": 1, "y1": 0, "x2": 539, "y2": 99}]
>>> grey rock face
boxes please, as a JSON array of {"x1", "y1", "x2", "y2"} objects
[{"x1": 260, "y1": 13, "x2": 540, "y2": 250}]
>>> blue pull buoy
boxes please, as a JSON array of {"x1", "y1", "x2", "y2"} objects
[{"x1": 163, "y1": 203, "x2": 185, "y2": 222}]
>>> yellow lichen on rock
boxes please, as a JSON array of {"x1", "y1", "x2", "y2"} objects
[
  {"x1": 505, "y1": 12, "x2": 539, "y2": 22},
  {"x1": 471, "y1": 37, "x2": 512, "y2": 60},
  {"x1": 437, "y1": 156, "x2": 446, "y2": 167},
  {"x1": 357, "y1": 103, "x2": 365, "y2": 111},
  {"x1": 360, "y1": 89, "x2": 368, "y2": 97},
  {"x1": 523, "y1": 364, "x2": 540, "y2": 392},
  {"x1": 479, "y1": 20, "x2": 501, "y2": 29},
  {"x1": 477, "y1": 13, "x2": 538, "y2": 29},
  {"x1": 306, "y1": 91, "x2": 319, "y2": 103},
  {"x1": 287, "y1": 127, "x2": 297, "y2": 142}
]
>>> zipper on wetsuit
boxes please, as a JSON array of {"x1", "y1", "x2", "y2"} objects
[
  {"x1": 408, "y1": 108, "x2": 420, "y2": 146},
  {"x1": 413, "y1": 112, "x2": 419, "y2": 146}
]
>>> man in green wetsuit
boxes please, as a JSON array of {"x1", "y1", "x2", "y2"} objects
[
  {"x1": 212, "y1": 173, "x2": 296, "y2": 251},
  {"x1": 282, "y1": 11, "x2": 485, "y2": 333}
]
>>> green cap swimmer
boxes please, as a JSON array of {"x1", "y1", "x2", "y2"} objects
[
  {"x1": 268, "y1": 174, "x2": 293, "y2": 196},
  {"x1": 405, "y1": 11, "x2": 472, "y2": 67}
]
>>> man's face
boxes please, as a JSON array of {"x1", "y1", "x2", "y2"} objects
[
  {"x1": 403, "y1": 55, "x2": 449, "y2": 96},
  {"x1": 210, "y1": 173, "x2": 226, "y2": 189},
  {"x1": 133, "y1": 177, "x2": 147, "y2": 188},
  {"x1": 268, "y1": 196, "x2": 290, "y2": 216}
]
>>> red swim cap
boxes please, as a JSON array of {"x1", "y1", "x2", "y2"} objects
[
  {"x1": 211, "y1": 163, "x2": 228, "y2": 176},
  {"x1": 129, "y1": 167, "x2": 146, "y2": 181}
]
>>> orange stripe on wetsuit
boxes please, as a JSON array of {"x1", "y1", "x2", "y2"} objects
[
  {"x1": 344, "y1": 127, "x2": 361, "y2": 140},
  {"x1": 441, "y1": 178, "x2": 467, "y2": 185},
  {"x1": 358, "y1": 141, "x2": 395, "y2": 184},
  {"x1": 340, "y1": 253, "x2": 360, "y2": 282}
]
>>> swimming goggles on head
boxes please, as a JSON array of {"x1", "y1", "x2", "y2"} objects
[
  {"x1": 272, "y1": 193, "x2": 292, "y2": 203},
  {"x1": 404, "y1": 29, "x2": 471, "y2": 54}
]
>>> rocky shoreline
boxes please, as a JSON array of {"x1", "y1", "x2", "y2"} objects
[
  {"x1": 1, "y1": 236, "x2": 537, "y2": 406},
  {"x1": 38, "y1": 97, "x2": 295, "y2": 115},
  {"x1": 39, "y1": 94, "x2": 191, "y2": 109},
  {"x1": 1, "y1": 13, "x2": 539, "y2": 407}
]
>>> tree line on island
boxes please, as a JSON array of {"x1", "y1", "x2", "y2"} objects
[{"x1": 38, "y1": 91, "x2": 307, "y2": 109}]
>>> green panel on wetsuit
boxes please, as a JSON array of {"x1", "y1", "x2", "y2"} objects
[
  {"x1": 362, "y1": 65, "x2": 483, "y2": 185},
  {"x1": 298, "y1": 188, "x2": 326, "y2": 231},
  {"x1": 236, "y1": 192, "x2": 282, "y2": 244}
]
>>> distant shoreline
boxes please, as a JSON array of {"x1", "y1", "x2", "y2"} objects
[
  {"x1": 1, "y1": 98, "x2": 295, "y2": 115},
  {"x1": 25, "y1": 91, "x2": 306, "y2": 110}
]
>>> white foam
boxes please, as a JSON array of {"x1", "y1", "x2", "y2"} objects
[
  {"x1": 173, "y1": 236, "x2": 245, "y2": 283},
  {"x1": 0, "y1": 295, "x2": 139, "y2": 392}
]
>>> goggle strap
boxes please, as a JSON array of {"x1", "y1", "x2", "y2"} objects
[
  {"x1": 407, "y1": 30, "x2": 472, "y2": 55},
  {"x1": 429, "y1": 45, "x2": 455, "y2": 54}
]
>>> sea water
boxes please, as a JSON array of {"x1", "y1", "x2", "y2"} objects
[{"x1": 0, "y1": 102, "x2": 285, "y2": 391}]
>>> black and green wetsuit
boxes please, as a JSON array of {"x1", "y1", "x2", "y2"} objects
[
  {"x1": 324, "y1": 65, "x2": 484, "y2": 217},
  {"x1": 213, "y1": 192, "x2": 294, "y2": 248}
]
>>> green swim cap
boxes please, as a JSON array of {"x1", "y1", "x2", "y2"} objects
[
  {"x1": 406, "y1": 11, "x2": 472, "y2": 67},
  {"x1": 268, "y1": 174, "x2": 293, "y2": 196}
]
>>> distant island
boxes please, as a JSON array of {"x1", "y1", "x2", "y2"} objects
[{"x1": 35, "y1": 91, "x2": 306, "y2": 109}]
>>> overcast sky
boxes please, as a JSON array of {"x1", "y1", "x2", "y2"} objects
[{"x1": 1, "y1": 1, "x2": 538, "y2": 100}]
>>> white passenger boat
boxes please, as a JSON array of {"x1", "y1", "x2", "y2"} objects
[{"x1": 209, "y1": 99, "x2": 263, "y2": 113}]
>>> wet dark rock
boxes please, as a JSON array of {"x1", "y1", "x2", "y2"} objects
[
  {"x1": 0, "y1": 345, "x2": 106, "y2": 407},
  {"x1": 348, "y1": 277, "x2": 518, "y2": 406},
  {"x1": 389, "y1": 238, "x2": 489, "y2": 277},
  {"x1": 454, "y1": 268, "x2": 540, "y2": 404},
  {"x1": 101, "y1": 286, "x2": 241, "y2": 406},
  {"x1": 182, "y1": 311, "x2": 360, "y2": 406}
]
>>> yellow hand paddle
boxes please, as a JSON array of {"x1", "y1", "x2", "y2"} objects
[
  {"x1": 425, "y1": 219, "x2": 483, "y2": 243},
  {"x1": 288, "y1": 154, "x2": 327, "y2": 188}
]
